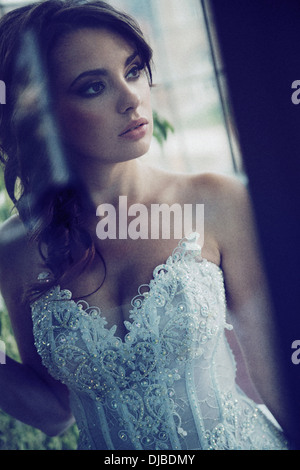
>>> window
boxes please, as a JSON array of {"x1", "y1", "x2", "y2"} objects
[{"x1": 110, "y1": 0, "x2": 241, "y2": 175}]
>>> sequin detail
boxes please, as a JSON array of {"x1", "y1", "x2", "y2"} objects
[{"x1": 31, "y1": 233, "x2": 288, "y2": 450}]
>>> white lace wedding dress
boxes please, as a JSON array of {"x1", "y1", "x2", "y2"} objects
[{"x1": 31, "y1": 233, "x2": 289, "y2": 450}]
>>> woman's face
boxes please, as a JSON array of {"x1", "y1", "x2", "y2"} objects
[{"x1": 50, "y1": 27, "x2": 153, "y2": 165}]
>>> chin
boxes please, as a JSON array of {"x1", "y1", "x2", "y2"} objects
[
  {"x1": 116, "y1": 137, "x2": 152, "y2": 162},
  {"x1": 66, "y1": 135, "x2": 153, "y2": 165}
]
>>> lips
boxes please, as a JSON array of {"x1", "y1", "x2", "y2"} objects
[{"x1": 119, "y1": 118, "x2": 148, "y2": 136}]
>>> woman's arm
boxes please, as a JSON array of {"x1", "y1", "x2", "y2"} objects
[
  {"x1": 207, "y1": 174, "x2": 290, "y2": 435},
  {"x1": 0, "y1": 355, "x2": 74, "y2": 436},
  {"x1": 0, "y1": 216, "x2": 74, "y2": 436}
]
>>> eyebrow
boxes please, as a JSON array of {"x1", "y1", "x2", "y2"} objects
[{"x1": 69, "y1": 50, "x2": 139, "y2": 89}]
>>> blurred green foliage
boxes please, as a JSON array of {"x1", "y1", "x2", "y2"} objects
[{"x1": 153, "y1": 111, "x2": 174, "y2": 146}]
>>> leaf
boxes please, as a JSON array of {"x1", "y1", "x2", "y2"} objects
[{"x1": 153, "y1": 111, "x2": 174, "y2": 147}]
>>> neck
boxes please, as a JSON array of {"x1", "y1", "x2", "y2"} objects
[{"x1": 73, "y1": 156, "x2": 149, "y2": 209}]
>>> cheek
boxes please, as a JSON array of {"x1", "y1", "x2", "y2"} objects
[
  {"x1": 142, "y1": 81, "x2": 152, "y2": 107},
  {"x1": 55, "y1": 101, "x2": 110, "y2": 150}
]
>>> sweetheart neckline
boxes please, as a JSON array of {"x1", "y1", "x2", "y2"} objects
[{"x1": 33, "y1": 233, "x2": 225, "y2": 344}]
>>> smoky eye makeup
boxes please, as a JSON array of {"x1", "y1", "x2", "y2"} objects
[
  {"x1": 126, "y1": 62, "x2": 144, "y2": 79},
  {"x1": 75, "y1": 64, "x2": 145, "y2": 98},
  {"x1": 69, "y1": 51, "x2": 146, "y2": 98},
  {"x1": 77, "y1": 80, "x2": 106, "y2": 98}
]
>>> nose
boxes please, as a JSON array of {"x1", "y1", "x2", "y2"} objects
[{"x1": 116, "y1": 81, "x2": 141, "y2": 114}]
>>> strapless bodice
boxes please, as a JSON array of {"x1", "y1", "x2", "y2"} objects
[{"x1": 31, "y1": 233, "x2": 288, "y2": 450}]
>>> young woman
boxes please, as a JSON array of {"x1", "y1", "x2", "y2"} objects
[{"x1": 0, "y1": 0, "x2": 290, "y2": 450}]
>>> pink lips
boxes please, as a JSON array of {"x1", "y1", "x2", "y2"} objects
[{"x1": 119, "y1": 118, "x2": 149, "y2": 139}]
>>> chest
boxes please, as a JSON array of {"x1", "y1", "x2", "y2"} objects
[
  {"x1": 32, "y1": 248, "x2": 226, "y2": 358},
  {"x1": 35, "y1": 233, "x2": 220, "y2": 339},
  {"x1": 60, "y1": 238, "x2": 180, "y2": 335}
]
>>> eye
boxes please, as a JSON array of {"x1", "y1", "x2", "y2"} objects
[
  {"x1": 78, "y1": 81, "x2": 105, "y2": 97},
  {"x1": 126, "y1": 64, "x2": 144, "y2": 80}
]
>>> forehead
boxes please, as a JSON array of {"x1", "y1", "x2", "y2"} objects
[{"x1": 50, "y1": 27, "x2": 136, "y2": 82}]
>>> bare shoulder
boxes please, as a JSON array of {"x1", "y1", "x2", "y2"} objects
[
  {"x1": 187, "y1": 171, "x2": 248, "y2": 204},
  {"x1": 149, "y1": 167, "x2": 247, "y2": 203},
  {"x1": 156, "y1": 169, "x2": 247, "y2": 204},
  {"x1": 184, "y1": 172, "x2": 256, "y2": 260},
  {"x1": 176, "y1": 170, "x2": 249, "y2": 221},
  {"x1": 188, "y1": 172, "x2": 252, "y2": 228}
]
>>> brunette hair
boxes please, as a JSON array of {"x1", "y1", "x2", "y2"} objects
[{"x1": 0, "y1": 0, "x2": 153, "y2": 300}]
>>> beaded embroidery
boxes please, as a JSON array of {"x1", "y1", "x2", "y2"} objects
[{"x1": 31, "y1": 233, "x2": 288, "y2": 450}]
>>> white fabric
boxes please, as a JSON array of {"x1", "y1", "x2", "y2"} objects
[{"x1": 31, "y1": 233, "x2": 289, "y2": 450}]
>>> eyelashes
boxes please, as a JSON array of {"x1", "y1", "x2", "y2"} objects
[
  {"x1": 78, "y1": 81, "x2": 105, "y2": 97},
  {"x1": 77, "y1": 63, "x2": 145, "y2": 98},
  {"x1": 126, "y1": 63, "x2": 144, "y2": 79}
]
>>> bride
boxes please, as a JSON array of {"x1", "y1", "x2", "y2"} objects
[{"x1": 0, "y1": 0, "x2": 290, "y2": 449}]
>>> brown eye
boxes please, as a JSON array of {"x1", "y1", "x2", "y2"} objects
[
  {"x1": 79, "y1": 81, "x2": 105, "y2": 97},
  {"x1": 126, "y1": 64, "x2": 143, "y2": 80}
]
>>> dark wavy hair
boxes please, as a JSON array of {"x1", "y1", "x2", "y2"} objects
[{"x1": 0, "y1": 0, "x2": 153, "y2": 300}]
